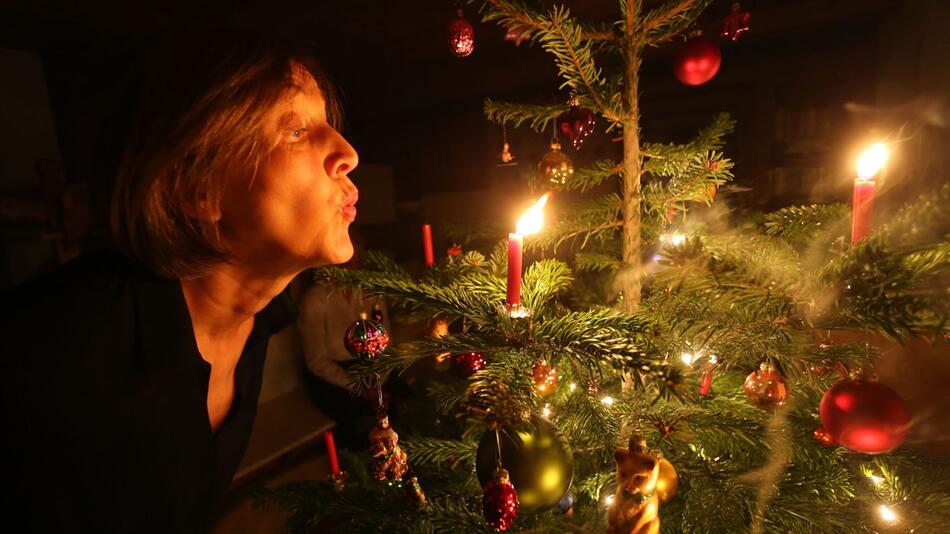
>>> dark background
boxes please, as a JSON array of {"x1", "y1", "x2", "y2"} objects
[{"x1": 0, "y1": 0, "x2": 947, "y2": 282}]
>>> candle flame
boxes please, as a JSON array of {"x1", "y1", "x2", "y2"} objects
[
  {"x1": 857, "y1": 143, "x2": 888, "y2": 180},
  {"x1": 879, "y1": 504, "x2": 896, "y2": 523},
  {"x1": 516, "y1": 194, "x2": 549, "y2": 235}
]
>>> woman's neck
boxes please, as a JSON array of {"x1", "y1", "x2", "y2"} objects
[{"x1": 180, "y1": 261, "x2": 296, "y2": 338}]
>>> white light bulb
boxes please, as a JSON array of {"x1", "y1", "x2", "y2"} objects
[
  {"x1": 868, "y1": 474, "x2": 883, "y2": 486},
  {"x1": 605, "y1": 495, "x2": 615, "y2": 506},
  {"x1": 569, "y1": 382, "x2": 577, "y2": 392},
  {"x1": 601, "y1": 396, "x2": 615, "y2": 406},
  {"x1": 670, "y1": 233, "x2": 687, "y2": 246},
  {"x1": 680, "y1": 353, "x2": 696, "y2": 366},
  {"x1": 708, "y1": 355, "x2": 718, "y2": 364},
  {"x1": 542, "y1": 404, "x2": 552, "y2": 418}
]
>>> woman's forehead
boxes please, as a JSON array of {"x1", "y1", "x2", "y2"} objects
[{"x1": 272, "y1": 67, "x2": 327, "y2": 124}]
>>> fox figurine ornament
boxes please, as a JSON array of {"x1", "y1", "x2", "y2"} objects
[{"x1": 607, "y1": 435, "x2": 661, "y2": 534}]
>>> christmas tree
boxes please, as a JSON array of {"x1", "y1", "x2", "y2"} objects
[{"x1": 258, "y1": 1, "x2": 950, "y2": 532}]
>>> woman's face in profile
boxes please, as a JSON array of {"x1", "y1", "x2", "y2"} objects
[{"x1": 219, "y1": 64, "x2": 359, "y2": 270}]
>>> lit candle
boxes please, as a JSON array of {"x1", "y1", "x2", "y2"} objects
[
  {"x1": 422, "y1": 224, "x2": 434, "y2": 267},
  {"x1": 323, "y1": 430, "x2": 341, "y2": 475},
  {"x1": 507, "y1": 194, "x2": 549, "y2": 308},
  {"x1": 852, "y1": 143, "x2": 888, "y2": 244}
]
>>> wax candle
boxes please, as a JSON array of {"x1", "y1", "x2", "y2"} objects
[
  {"x1": 699, "y1": 364, "x2": 715, "y2": 396},
  {"x1": 506, "y1": 232, "x2": 524, "y2": 306},
  {"x1": 323, "y1": 430, "x2": 340, "y2": 475},
  {"x1": 422, "y1": 224, "x2": 434, "y2": 267},
  {"x1": 506, "y1": 194, "x2": 549, "y2": 311},
  {"x1": 851, "y1": 143, "x2": 888, "y2": 245}
]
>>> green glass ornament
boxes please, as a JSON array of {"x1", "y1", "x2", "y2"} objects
[{"x1": 476, "y1": 415, "x2": 574, "y2": 512}]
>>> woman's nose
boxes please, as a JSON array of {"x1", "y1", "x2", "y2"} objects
[{"x1": 326, "y1": 130, "x2": 359, "y2": 178}]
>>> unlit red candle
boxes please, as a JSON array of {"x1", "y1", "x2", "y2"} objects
[
  {"x1": 323, "y1": 431, "x2": 340, "y2": 475},
  {"x1": 422, "y1": 224, "x2": 434, "y2": 267}
]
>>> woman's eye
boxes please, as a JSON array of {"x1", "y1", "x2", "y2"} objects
[{"x1": 291, "y1": 128, "x2": 308, "y2": 139}]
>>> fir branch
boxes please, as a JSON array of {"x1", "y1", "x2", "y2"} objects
[
  {"x1": 402, "y1": 436, "x2": 478, "y2": 468},
  {"x1": 559, "y1": 159, "x2": 622, "y2": 193},
  {"x1": 483, "y1": 99, "x2": 564, "y2": 132},
  {"x1": 639, "y1": 0, "x2": 715, "y2": 46},
  {"x1": 521, "y1": 259, "x2": 574, "y2": 313},
  {"x1": 533, "y1": 308, "x2": 655, "y2": 369},
  {"x1": 478, "y1": 0, "x2": 617, "y2": 42},
  {"x1": 764, "y1": 204, "x2": 850, "y2": 243},
  {"x1": 574, "y1": 252, "x2": 621, "y2": 272}
]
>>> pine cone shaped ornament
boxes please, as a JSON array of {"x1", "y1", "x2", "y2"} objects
[{"x1": 483, "y1": 468, "x2": 519, "y2": 531}]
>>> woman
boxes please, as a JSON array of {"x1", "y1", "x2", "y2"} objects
[{"x1": 1, "y1": 31, "x2": 358, "y2": 532}]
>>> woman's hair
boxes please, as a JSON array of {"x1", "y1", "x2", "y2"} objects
[{"x1": 110, "y1": 30, "x2": 341, "y2": 278}]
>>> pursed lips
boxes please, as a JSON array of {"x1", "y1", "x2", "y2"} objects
[{"x1": 340, "y1": 190, "x2": 358, "y2": 222}]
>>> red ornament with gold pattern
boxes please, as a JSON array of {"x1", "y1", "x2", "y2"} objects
[{"x1": 556, "y1": 95, "x2": 596, "y2": 150}]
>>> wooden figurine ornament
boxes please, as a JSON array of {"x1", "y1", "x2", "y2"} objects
[{"x1": 607, "y1": 435, "x2": 661, "y2": 534}]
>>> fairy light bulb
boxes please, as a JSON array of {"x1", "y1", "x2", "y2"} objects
[
  {"x1": 601, "y1": 396, "x2": 615, "y2": 406},
  {"x1": 680, "y1": 353, "x2": 696, "y2": 366}
]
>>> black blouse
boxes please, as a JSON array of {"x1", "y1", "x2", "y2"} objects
[{"x1": 1, "y1": 249, "x2": 294, "y2": 532}]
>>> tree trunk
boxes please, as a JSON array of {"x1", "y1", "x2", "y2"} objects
[{"x1": 620, "y1": 20, "x2": 642, "y2": 314}]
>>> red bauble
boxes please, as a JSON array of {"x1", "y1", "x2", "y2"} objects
[
  {"x1": 673, "y1": 37, "x2": 721, "y2": 86},
  {"x1": 450, "y1": 9, "x2": 475, "y2": 58},
  {"x1": 483, "y1": 468, "x2": 519, "y2": 531},
  {"x1": 819, "y1": 379, "x2": 910, "y2": 454},
  {"x1": 532, "y1": 360, "x2": 558, "y2": 396},
  {"x1": 743, "y1": 362, "x2": 789, "y2": 410},
  {"x1": 453, "y1": 352, "x2": 486, "y2": 377},
  {"x1": 556, "y1": 96, "x2": 596, "y2": 150}
]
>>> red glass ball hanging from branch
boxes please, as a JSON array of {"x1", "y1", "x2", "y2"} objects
[
  {"x1": 556, "y1": 95, "x2": 596, "y2": 150},
  {"x1": 453, "y1": 352, "x2": 486, "y2": 377},
  {"x1": 743, "y1": 362, "x2": 789, "y2": 410},
  {"x1": 483, "y1": 468, "x2": 519, "y2": 531},
  {"x1": 673, "y1": 36, "x2": 721, "y2": 86},
  {"x1": 449, "y1": 8, "x2": 475, "y2": 58},
  {"x1": 819, "y1": 379, "x2": 910, "y2": 454}
]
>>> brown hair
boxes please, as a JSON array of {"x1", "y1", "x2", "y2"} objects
[{"x1": 110, "y1": 30, "x2": 341, "y2": 278}]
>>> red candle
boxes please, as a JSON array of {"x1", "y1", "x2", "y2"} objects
[
  {"x1": 851, "y1": 143, "x2": 888, "y2": 245},
  {"x1": 422, "y1": 224, "x2": 434, "y2": 267},
  {"x1": 323, "y1": 430, "x2": 340, "y2": 475},
  {"x1": 698, "y1": 364, "x2": 715, "y2": 396},
  {"x1": 851, "y1": 179, "x2": 875, "y2": 244},
  {"x1": 507, "y1": 232, "x2": 523, "y2": 306}
]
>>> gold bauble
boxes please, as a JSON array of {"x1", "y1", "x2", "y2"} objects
[
  {"x1": 476, "y1": 415, "x2": 574, "y2": 512},
  {"x1": 537, "y1": 141, "x2": 574, "y2": 185},
  {"x1": 655, "y1": 457, "x2": 679, "y2": 503}
]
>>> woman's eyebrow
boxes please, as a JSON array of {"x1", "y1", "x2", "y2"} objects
[{"x1": 276, "y1": 110, "x2": 302, "y2": 129}]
